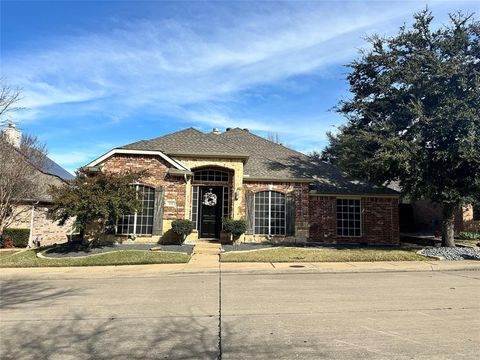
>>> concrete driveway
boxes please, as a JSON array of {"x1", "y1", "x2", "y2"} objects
[{"x1": 1, "y1": 269, "x2": 479, "y2": 359}]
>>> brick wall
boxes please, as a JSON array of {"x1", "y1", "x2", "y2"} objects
[
  {"x1": 243, "y1": 181, "x2": 310, "y2": 241},
  {"x1": 102, "y1": 154, "x2": 186, "y2": 220},
  {"x1": 309, "y1": 195, "x2": 400, "y2": 245},
  {"x1": 8, "y1": 204, "x2": 74, "y2": 246}
]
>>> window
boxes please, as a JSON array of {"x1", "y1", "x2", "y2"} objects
[
  {"x1": 254, "y1": 191, "x2": 286, "y2": 235},
  {"x1": 336, "y1": 199, "x2": 361, "y2": 237},
  {"x1": 117, "y1": 185, "x2": 155, "y2": 235},
  {"x1": 474, "y1": 206, "x2": 480, "y2": 221},
  {"x1": 193, "y1": 169, "x2": 229, "y2": 183},
  {"x1": 222, "y1": 186, "x2": 230, "y2": 219},
  {"x1": 191, "y1": 186, "x2": 199, "y2": 229}
]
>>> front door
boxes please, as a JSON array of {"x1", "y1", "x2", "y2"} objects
[{"x1": 199, "y1": 187, "x2": 222, "y2": 238}]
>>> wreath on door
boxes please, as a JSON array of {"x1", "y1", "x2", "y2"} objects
[{"x1": 203, "y1": 190, "x2": 217, "y2": 206}]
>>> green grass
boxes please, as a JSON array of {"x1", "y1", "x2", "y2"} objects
[
  {"x1": 221, "y1": 247, "x2": 428, "y2": 263},
  {"x1": 0, "y1": 250, "x2": 190, "y2": 268}
]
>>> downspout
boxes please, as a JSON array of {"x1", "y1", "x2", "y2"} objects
[{"x1": 28, "y1": 201, "x2": 39, "y2": 248}]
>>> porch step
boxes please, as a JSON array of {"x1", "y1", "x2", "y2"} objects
[{"x1": 193, "y1": 242, "x2": 221, "y2": 256}]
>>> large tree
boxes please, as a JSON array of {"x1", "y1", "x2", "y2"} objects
[
  {"x1": 48, "y1": 169, "x2": 145, "y2": 242},
  {"x1": 322, "y1": 10, "x2": 480, "y2": 247}
]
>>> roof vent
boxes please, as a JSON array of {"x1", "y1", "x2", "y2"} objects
[
  {"x1": 212, "y1": 128, "x2": 221, "y2": 134},
  {"x1": 243, "y1": 128, "x2": 249, "y2": 132},
  {"x1": 226, "y1": 128, "x2": 232, "y2": 132}
]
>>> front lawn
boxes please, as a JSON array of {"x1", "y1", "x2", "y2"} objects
[
  {"x1": 221, "y1": 247, "x2": 428, "y2": 262},
  {"x1": 0, "y1": 249, "x2": 190, "y2": 268}
]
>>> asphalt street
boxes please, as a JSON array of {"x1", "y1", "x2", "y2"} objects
[{"x1": 1, "y1": 269, "x2": 479, "y2": 359}]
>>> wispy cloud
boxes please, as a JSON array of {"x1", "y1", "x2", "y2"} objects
[{"x1": 5, "y1": 1, "x2": 421, "y2": 121}]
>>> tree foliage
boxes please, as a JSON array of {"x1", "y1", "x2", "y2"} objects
[
  {"x1": 48, "y1": 169, "x2": 146, "y2": 240},
  {"x1": 322, "y1": 10, "x2": 480, "y2": 246}
]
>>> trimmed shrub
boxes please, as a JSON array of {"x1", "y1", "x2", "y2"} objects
[
  {"x1": 171, "y1": 220, "x2": 194, "y2": 242},
  {"x1": 3, "y1": 228, "x2": 30, "y2": 247},
  {"x1": 458, "y1": 232, "x2": 480, "y2": 240},
  {"x1": 223, "y1": 218, "x2": 247, "y2": 239}
]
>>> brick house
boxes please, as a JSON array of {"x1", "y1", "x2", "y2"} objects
[
  {"x1": 2, "y1": 124, "x2": 75, "y2": 246},
  {"x1": 85, "y1": 127, "x2": 400, "y2": 244}
]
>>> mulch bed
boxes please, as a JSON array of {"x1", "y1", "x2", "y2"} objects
[{"x1": 43, "y1": 243, "x2": 194, "y2": 258}]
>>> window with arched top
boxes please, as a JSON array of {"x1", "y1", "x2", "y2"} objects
[
  {"x1": 117, "y1": 185, "x2": 155, "y2": 235},
  {"x1": 254, "y1": 191, "x2": 286, "y2": 235},
  {"x1": 193, "y1": 169, "x2": 229, "y2": 183}
]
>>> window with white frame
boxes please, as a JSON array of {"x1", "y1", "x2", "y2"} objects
[
  {"x1": 254, "y1": 191, "x2": 286, "y2": 235},
  {"x1": 336, "y1": 198, "x2": 361, "y2": 237},
  {"x1": 117, "y1": 185, "x2": 155, "y2": 235}
]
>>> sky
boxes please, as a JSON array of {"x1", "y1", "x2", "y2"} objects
[{"x1": 1, "y1": 0, "x2": 479, "y2": 174}]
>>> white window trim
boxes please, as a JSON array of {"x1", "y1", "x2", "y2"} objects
[
  {"x1": 336, "y1": 198, "x2": 362, "y2": 238},
  {"x1": 116, "y1": 184, "x2": 154, "y2": 236},
  {"x1": 253, "y1": 190, "x2": 286, "y2": 236}
]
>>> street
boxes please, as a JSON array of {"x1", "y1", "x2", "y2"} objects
[{"x1": 1, "y1": 269, "x2": 479, "y2": 359}]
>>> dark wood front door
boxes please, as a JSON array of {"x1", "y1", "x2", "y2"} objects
[{"x1": 199, "y1": 187, "x2": 222, "y2": 238}]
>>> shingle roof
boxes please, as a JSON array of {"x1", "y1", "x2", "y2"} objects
[{"x1": 119, "y1": 127, "x2": 397, "y2": 195}]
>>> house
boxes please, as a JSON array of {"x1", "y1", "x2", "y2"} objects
[
  {"x1": 1, "y1": 124, "x2": 75, "y2": 246},
  {"x1": 85, "y1": 127, "x2": 400, "y2": 244}
]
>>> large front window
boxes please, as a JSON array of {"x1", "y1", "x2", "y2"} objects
[
  {"x1": 117, "y1": 185, "x2": 155, "y2": 235},
  {"x1": 336, "y1": 199, "x2": 361, "y2": 237},
  {"x1": 254, "y1": 191, "x2": 286, "y2": 235}
]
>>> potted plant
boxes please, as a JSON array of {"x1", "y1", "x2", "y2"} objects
[
  {"x1": 171, "y1": 219, "x2": 194, "y2": 244},
  {"x1": 222, "y1": 218, "x2": 247, "y2": 244}
]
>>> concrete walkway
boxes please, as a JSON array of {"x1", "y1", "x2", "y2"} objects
[{"x1": 184, "y1": 241, "x2": 221, "y2": 271}]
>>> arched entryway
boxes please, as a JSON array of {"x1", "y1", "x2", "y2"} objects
[{"x1": 191, "y1": 168, "x2": 232, "y2": 239}]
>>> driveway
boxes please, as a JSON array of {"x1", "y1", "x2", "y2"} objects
[{"x1": 1, "y1": 269, "x2": 479, "y2": 359}]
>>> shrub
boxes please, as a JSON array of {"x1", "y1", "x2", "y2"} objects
[
  {"x1": 458, "y1": 232, "x2": 480, "y2": 240},
  {"x1": 0, "y1": 235, "x2": 14, "y2": 248},
  {"x1": 171, "y1": 220, "x2": 194, "y2": 242},
  {"x1": 3, "y1": 228, "x2": 30, "y2": 247},
  {"x1": 223, "y1": 218, "x2": 247, "y2": 238}
]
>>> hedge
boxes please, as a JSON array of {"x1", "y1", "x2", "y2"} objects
[{"x1": 3, "y1": 228, "x2": 30, "y2": 247}]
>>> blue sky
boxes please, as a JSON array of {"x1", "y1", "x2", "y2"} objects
[{"x1": 2, "y1": 0, "x2": 479, "y2": 174}]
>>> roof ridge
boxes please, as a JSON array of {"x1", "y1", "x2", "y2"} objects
[{"x1": 222, "y1": 128, "x2": 308, "y2": 158}]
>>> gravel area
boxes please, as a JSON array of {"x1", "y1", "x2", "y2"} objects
[
  {"x1": 43, "y1": 243, "x2": 194, "y2": 258},
  {"x1": 222, "y1": 244, "x2": 278, "y2": 252},
  {"x1": 421, "y1": 247, "x2": 480, "y2": 261}
]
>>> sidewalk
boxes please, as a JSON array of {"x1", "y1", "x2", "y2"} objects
[{"x1": 1, "y1": 259, "x2": 479, "y2": 280}]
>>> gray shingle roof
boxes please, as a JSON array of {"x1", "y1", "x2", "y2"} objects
[{"x1": 120, "y1": 127, "x2": 397, "y2": 195}]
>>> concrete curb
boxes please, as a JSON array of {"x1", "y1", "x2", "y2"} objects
[{"x1": 416, "y1": 249, "x2": 445, "y2": 261}]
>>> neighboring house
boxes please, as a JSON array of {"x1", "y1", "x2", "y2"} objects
[
  {"x1": 390, "y1": 182, "x2": 478, "y2": 235},
  {"x1": 2, "y1": 124, "x2": 75, "y2": 246},
  {"x1": 456, "y1": 205, "x2": 480, "y2": 233},
  {"x1": 85, "y1": 127, "x2": 400, "y2": 244}
]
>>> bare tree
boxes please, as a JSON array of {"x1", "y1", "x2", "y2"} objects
[
  {"x1": 0, "y1": 83, "x2": 46, "y2": 235},
  {"x1": 267, "y1": 132, "x2": 282, "y2": 144},
  {"x1": 0, "y1": 80, "x2": 24, "y2": 126},
  {"x1": 0, "y1": 133, "x2": 48, "y2": 235}
]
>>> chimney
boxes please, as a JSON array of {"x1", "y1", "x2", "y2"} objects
[
  {"x1": 2, "y1": 123, "x2": 21, "y2": 148},
  {"x1": 212, "y1": 128, "x2": 221, "y2": 135}
]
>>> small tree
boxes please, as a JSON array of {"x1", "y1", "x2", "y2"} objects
[
  {"x1": 48, "y1": 168, "x2": 145, "y2": 242},
  {"x1": 322, "y1": 10, "x2": 480, "y2": 247}
]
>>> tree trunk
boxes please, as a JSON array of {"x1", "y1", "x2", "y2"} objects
[{"x1": 441, "y1": 204, "x2": 456, "y2": 247}]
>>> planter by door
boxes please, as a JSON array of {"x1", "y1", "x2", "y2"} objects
[{"x1": 199, "y1": 187, "x2": 222, "y2": 238}]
